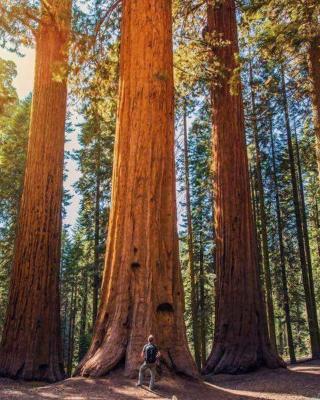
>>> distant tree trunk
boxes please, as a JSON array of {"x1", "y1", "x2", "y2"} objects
[
  {"x1": 67, "y1": 286, "x2": 74, "y2": 370},
  {"x1": 199, "y1": 228, "x2": 207, "y2": 369},
  {"x1": 307, "y1": 36, "x2": 320, "y2": 181},
  {"x1": 293, "y1": 120, "x2": 319, "y2": 343},
  {"x1": 93, "y1": 127, "x2": 101, "y2": 327},
  {"x1": 250, "y1": 166, "x2": 264, "y2": 283},
  {"x1": 204, "y1": 0, "x2": 284, "y2": 374},
  {"x1": 280, "y1": 65, "x2": 320, "y2": 358},
  {"x1": 0, "y1": 0, "x2": 71, "y2": 382},
  {"x1": 79, "y1": 268, "x2": 88, "y2": 362},
  {"x1": 63, "y1": 296, "x2": 69, "y2": 364},
  {"x1": 312, "y1": 198, "x2": 320, "y2": 259},
  {"x1": 249, "y1": 62, "x2": 277, "y2": 352},
  {"x1": 67, "y1": 283, "x2": 78, "y2": 377},
  {"x1": 277, "y1": 319, "x2": 284, "y2": 356},
  {"x1": 76, "y1": 0, "x2": 197, "y2": 378},
  {"x1": 183, "y1": 104, "x2": 201, "y2": 369},
  {"x1": 269, "y1": 114, "x2": 296, "y2": 364}
]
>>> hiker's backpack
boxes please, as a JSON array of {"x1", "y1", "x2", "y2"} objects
[{"x1": 145, "y1": 344, "x2": 157, "y2": 363}]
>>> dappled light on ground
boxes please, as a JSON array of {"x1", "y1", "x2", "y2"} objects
[{"x1": 0, "y1": 360, "x2": 319, "y2": 399}]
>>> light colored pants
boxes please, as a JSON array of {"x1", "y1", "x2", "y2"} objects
[{"x1": 138, "y1": 361, "x2": 156, "y2": 389}]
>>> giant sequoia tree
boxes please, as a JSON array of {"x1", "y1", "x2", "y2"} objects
[
  {"x1": 203, "y1": 0, "x2": 284, "y2": 374},
  {"x1": 76, "y1": 0, "x2": 197, "y2": 378},
  {"x1": 0, "y1": 0, "x2": 71, "y2": 382}
]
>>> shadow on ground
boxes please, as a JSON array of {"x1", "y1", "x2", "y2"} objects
[
  {"x1": 0, "y1": 359, "x2": 319, "y2": 399},
  {"x1": 206, "y1": 359, "x2": 320, "y2": 400}
]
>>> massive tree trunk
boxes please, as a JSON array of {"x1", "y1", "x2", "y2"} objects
[
  {"x1": 307, "y1": 36, "x2": 320, "y2": 181},
  {"x1": 280, "y1": 66, "x2": 320, "y2": 358},
  {"x1": 76, "y1": 0, "x2": 197, "y2": 378},
  {"x1": 93, "y1": 127, "x2": 102, "y2": 326},
  {"x1": 204, "y1": 0, "x2": 284, "y2": 374},
  {"x1": 0, "y1": 0, "x2": 71, "y2": 382},
  {"x1": 312, "y1": 197, "x2": 320, "y2": 260},
  {"x1": 183, "y1": 105, "x2": 201, "y2": 370},
  {"x1": 249, "y1": 62, "x2": 277, "y2": 352}
]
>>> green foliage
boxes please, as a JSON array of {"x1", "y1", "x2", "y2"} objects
[
  {"x1": 0, "y1": 61, "x2": 30, "y2": 330},
  {"x1": 0, "y1": 0, "x2": 320, "y2": 371},
  {"x1": 176, "y1": 98, "x2": 215, "y2": 359}
]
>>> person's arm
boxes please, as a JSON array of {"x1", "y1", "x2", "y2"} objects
[
  {"x1": 141, "y1": 345, "x2": 146, "y2": 360},
  {"x1": 156, "y1": 347, "x2": 161, "y2": 359}
]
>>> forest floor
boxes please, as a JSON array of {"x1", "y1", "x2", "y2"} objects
[{"x1": 0, "y1": 359, "x2": 319, "y2": 400}]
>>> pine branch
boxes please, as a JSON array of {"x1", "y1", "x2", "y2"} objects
[{"x1": 95, "y1": 0, "x2": 121, "y2": 38}]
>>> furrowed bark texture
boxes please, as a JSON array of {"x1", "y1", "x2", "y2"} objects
[
  {"x1": 76, "y1": 0, "x2": 197, "y2": 378},
  {"x1": 0, "y1": 0, "x2": 71, "y2": 383},
  {"x1": 308, "y1": 37, "x2": 320, "y2": 182},
  {"x1": 204, "y1": 0, "x2": 285, "y2": 374}
]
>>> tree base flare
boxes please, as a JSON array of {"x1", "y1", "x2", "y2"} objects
[
  {"x1": 75, "y1": 330, "x2": 198, "y2": 379},
  {"x1": 203, "y1": 344, "x2": 286, "y2": 375},
  {"x1": 0, "y1": 359, "x2": 65, "y2": 383}
]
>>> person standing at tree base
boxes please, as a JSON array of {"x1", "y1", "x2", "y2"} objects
[{"x1": 137, "y1": 335, "x2": 161, "y2": 390}]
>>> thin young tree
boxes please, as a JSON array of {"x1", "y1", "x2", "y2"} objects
[
  {"x1": 204, "y1": 0, "x2": 284, "y2": 374},
  {"x1": 76, "y1": 0, "x2": 197, "y2": 377},
  {"x1": 0, "y1": 0, "x2": 71, "y2": 382}
]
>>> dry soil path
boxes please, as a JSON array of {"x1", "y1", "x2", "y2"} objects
[{"x1": 0, "y1": 359, "x2": 319, "y2": 399}]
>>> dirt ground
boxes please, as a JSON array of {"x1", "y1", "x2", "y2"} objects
[{"x1": 0, "y1": 359, "x2": 319, "y2": 400}]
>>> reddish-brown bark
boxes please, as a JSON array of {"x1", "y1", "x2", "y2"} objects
[
  {"x1": 76, "y1": 0, "x2": 197, "y2": 378},
  {"x1": 308, "y1": 37, "x2": 320, "y2": 181},
  {"x1": 204, "y1": 0, "x2": 284, "y2": 374},
  {"x1": 0, "y1": 0, "x2": 71, "y2": 382}
]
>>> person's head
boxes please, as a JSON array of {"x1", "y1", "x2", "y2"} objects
[{"x1": 148, "y1": 334, "x2": 154, "y2": 343}]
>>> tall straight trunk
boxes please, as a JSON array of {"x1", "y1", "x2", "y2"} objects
[
  {"x1": 249, "y1": 62, "x2": 277, "y2": 351},
  {"x1": 63, "y1": 296, "x2": 69, "y2": 364},
  {"x1": 93, "y1": 128, "x2": 101, "y2": 327},
  {"x1": 277, "y1": 319, "x2": 284, "y2": 356},
  {"x1": 280, "y1": 66, "x2": 320, "y2": 358},
  {"x1": 204, "y1": 0, "x2": 284, "y2": 374},
  {"x1": 307, "y1": 36, "x2": 320, "y2": 181},
  {"x1": 79, "y1": 268, "x2": 88, "y2": 362},
  {"x1": 312, "y1": 199, "x2": 320, "y2": 259},
  {"x1": 0, "y1": 0, "x2": 71, "y2": 382},
  {"x1": 67, "y1": 286, "x2": 75, "y2": 376},
  {"x1": 67, "y1": 283, "x2": 78, "y2": 377},
  {"x1": 269, "y1": 114, "x2": 296, "y2": 363},
  {"x1": 76, "y1": 0, "x2": 197, "y2": 378},
  {"x1": 250, "y1": 166, "x2": 265, "y2": 295},
  {"x1": 293, "y1": 120, "x2": 319, "y2": 341},
  {"x1": 199, "y1": 228, "x2": 207, "y2": 368},
  {"x1": 183, "y1": 105, "x2": 201, "y2": 369}
]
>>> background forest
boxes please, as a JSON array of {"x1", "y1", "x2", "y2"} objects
[{"x1": 0, "y1": 0, "x2": 319, "y2": 378}]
